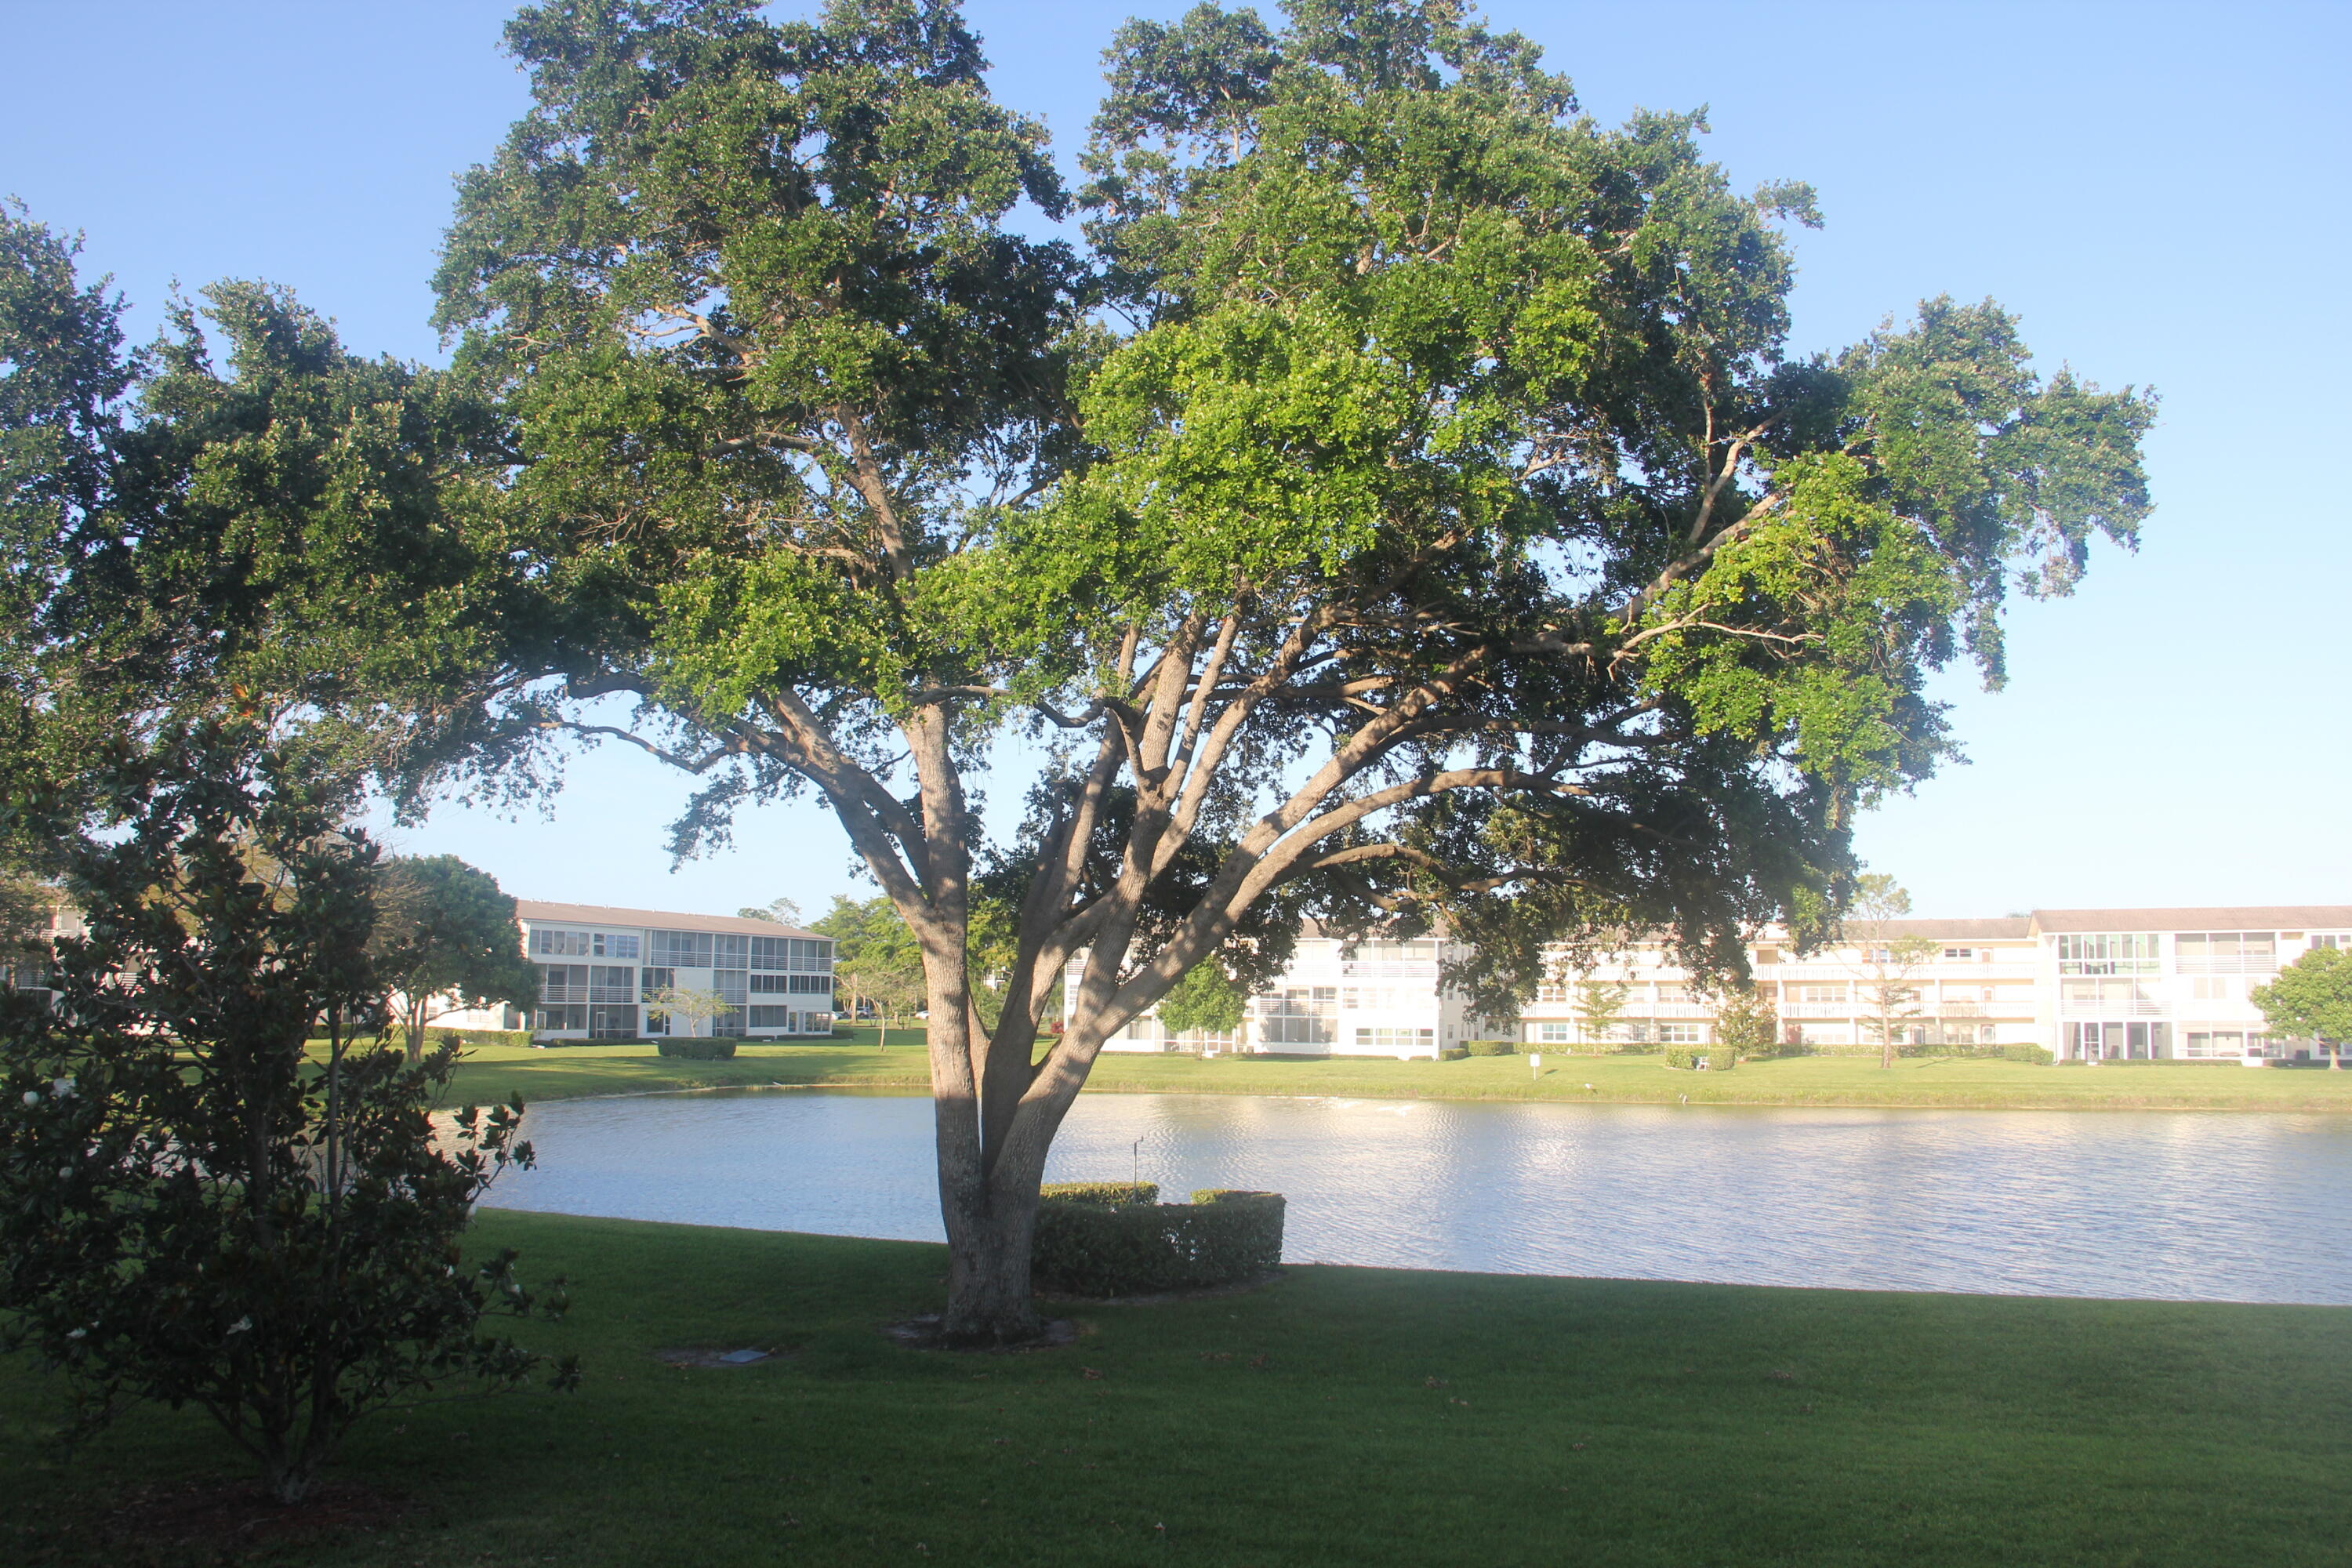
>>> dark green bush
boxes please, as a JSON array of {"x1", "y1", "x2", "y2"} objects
[
  {"x1": 1706, "y1": 1045, "x2": 1738, "y2": 1072},
  {"x1": 1465, "y1": 1039, "x2": 1518, "y2": 1056},
  {"x1": 655, "y1": 1038, "x2": 737, "y2": 1061},
  {"x1": 1439, "y1": 1045, "x2": 1468, "y2": 1062},
  {"x1": 1032, "y1": 1188, "x2": 1283, "y2": 1297},
  {"x1": 1664, "y1": 1047, "x2": 1702, "y2": 1069}
]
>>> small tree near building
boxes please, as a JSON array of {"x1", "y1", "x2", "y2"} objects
[
  {"x1": 1575, "y1": 980, "x2": 1632, "y2": 1052},
  {"x1": 368, "y1": 854, "x2": 538, "y2": 1060},
  {"x1": 1711, "y1": 989, "x2": 1780, "y2": 1067},
  {"x1": 1848, "y1": 875, "x2": 1937, "y2": 1068},
  {"x1": 1157, "y1": 959, "x2": 1246, "y2": 1049},
  {"x1": 0, "y1": 724, "x2": 572, "y2": 1505},
  {"x1": 815, "y1": 895, "x2": 927, "y2": 1048},
  {"x1": 739, "y1": 896, "x2": 805, "y2": 926},
  {"x1": 646, "y1": 983, "x2": 731, "y2": 1039},
  {"x1": 2253, "y1": 948, "x2": 2352, "y2": 1069}
]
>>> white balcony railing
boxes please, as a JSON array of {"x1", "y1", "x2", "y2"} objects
[{"x1": 2059, "y1": 997, "x2": 2169, "y2": 1018}]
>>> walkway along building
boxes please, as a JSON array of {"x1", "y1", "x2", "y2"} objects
[{"x1": 438, "y1": 900, "x2": 837, "y2": 1041}]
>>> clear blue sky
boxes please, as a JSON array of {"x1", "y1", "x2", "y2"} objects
[{"x1": 4, "y1": 1, "x2": 2343, "y2": 921}]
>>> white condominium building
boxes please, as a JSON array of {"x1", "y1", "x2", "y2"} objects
[
  {"x1": 1523, "y1": 906, "x2": 2352, "y2": 1065},
  {"x1": 438, "y1": 899, "x2": 837, "y2": 1041},
  {"x1": 1069, "y1": 904, "x2": 2350, "y2": 1065},
  {"x1": 1070, "y1": 924, "x2": 1504, "y2": 1061}
]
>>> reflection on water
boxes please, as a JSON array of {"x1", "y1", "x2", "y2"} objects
[{"x1": 474, "y1": 1091, "x2": 2352, "y2": 1304}]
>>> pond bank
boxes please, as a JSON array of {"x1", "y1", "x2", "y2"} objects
[{"x1": 437, "y1": 1033, "x2": 2352, "y2": 1114}]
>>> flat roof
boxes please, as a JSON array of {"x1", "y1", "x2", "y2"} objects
[
  {"x1": 1857, "y1": 918, "x2": 2034, "y2": 940},
  {"x1": 514, "y1": 899, "x2": 823, "y2": 940},
  {"x1": 2030, "y1": 906, "x2": 2352, "y2": 934}
]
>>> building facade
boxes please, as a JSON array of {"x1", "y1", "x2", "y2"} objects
[
  {"x1": 1519, "y1": 906, "x2": 2352, "y2": 1065},
  {"x1": 1066, "y1": 905, "x2": 2350, "y2": 1065},
  {"x1": 1069, "y1": 927, "x2": 1503, "y2": 1061},
  {"x1": 439, "y1": 900, "x2": 837, "y2": 1041}
]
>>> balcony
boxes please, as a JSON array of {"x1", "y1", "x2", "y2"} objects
[
  {"x1": 1776, "y1": 961, "x2": 2038, "y2": 982},
  {"x1": 2060, "y1": 996, "x2": 2169, "y2": 1018},
  {"x1": 2173, "y1": 958, "x2": 2278, "y2": 978}
]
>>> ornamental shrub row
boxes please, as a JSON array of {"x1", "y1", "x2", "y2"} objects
[
  {"x1": 1464, "y1": 1039, "x2": 1519, "y2": 1056},
  {"x1": 655, "y1": 1038, "x2": 738, "y2": 1061},
  {"x1": 1039, "y1": 1181, "x2": 1160, "y2": 1205},
  {"x1": 1032, "y1": 1187, "x2": 1284, "y2": 1297}
]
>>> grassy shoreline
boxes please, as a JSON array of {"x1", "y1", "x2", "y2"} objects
[
  {"x1": 436, "y1": 1028, "x2": 2352, "y2": 1114},
  {"x1": 6, "y1": 1210, "x2": 2345, "y2": 1566}
]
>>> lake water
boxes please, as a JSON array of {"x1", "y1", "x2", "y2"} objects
[{"x1": 475, "y1": 1090, "x2": 2352, "y2": 1305}]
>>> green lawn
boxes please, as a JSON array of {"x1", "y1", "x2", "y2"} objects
[
  {"x1": 437, "y1": 1028, "x2": 2352, "y2": 1113},
  {"x1": 5, "y1": 1211, "x2": 2344, "y2": 1566}
]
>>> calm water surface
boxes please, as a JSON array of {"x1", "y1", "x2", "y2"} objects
[{"x1": 476, "y1": 1091, "x2": 2352, "y2": 1304}]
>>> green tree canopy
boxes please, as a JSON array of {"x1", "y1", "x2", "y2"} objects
[
  {"x1": 1156, "y1": 958, "x2": 1245, "y2": 1038},
  {"x1": 3, "y1": 3, "x2": 2154, "y2": 1345},
  {"x1": 2253, "y1": 948, "x2": 2352, "y2": 1057},
  {"x1": 369, "y1": 854, "x2": 538, "y2": 1058},
  {"x1": 407, "y1": 0, "x2": 2147, "y2": 1341}
]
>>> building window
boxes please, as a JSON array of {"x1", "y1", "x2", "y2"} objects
[
  {"x1": 590, "y1": 965, "x2": 636, "y2": 1004},
  {"x1": 2190, "y1": 977, "x2": 2232, "y2": 1001},
  {"x1": 714, "y1": 969, "x2": 749, "y2": 1005},
  {"x1": 2175, "y1": 932, "x2": 2278, "y2": 975},
  {"x1": 2311, "y1": 934, "x2": 2352, "y2": 952},
  {"x1": 536, "y1": 963, "x2": 589, "y2": 1004},
  {"x1": 753, "y1": 937, "x2": 832, "y2": 971},
  {"x1": 532, "y1": 928, "x2": 590, "y2": 956},
  {"x1": 1353, "y1": 1027, "x2": 1436, "y2": 1052},
  {"x1": 1657, "y1": 1023, "x2": 1705, "y2": 1044},
  {"x1": 2056, "y1": 934, "x2": 2159, "y2": 976},
  {"x1": 2060, "y1": 978, "x2": 2158, "y2": 1014},
  {"x1": 533, "y1": 1004, "x2": 586, "y2": 1032},
  {"x1": 639, "y1": 967, "x2": 675, "y2": 1000},
  {"x1": 749, "y1": 1005, "x2": 793, "y2": 1029},
  {"x1": 711, "y1": 1006, "x2": 747, "y2": 1038},
  {"x1": 2184, "y1": 1031, "x2": 2271, "y2": 1060},
  {"x1": 649, "y1": 930, "x2": 714, "y2": 968},
  {"x1": 1795, "y1": 984, "x2": 1847, "y2": 1004},
  {"x1": 1943, "y1": 947, "x2": 1973, "y2": 960},
  {"x1": 1256, "y1": 988, "x2": 1337, "y2": 1045},
  {"x1": 590, "y1": 931, "x2": 640, "y2": 959},
  {"x1": 1537, "y1": 1022, "x2": 1572, "y2": 1044},
  {"x1": 787, "y1": 974, "x2": 831, "y2": 994},
  {"x1": 588, "y1": 1004, "x2": 637, "y2": 1039},
  {"x1": 1535, "y1": 982, "x2": 1568, "y2": 1004}
]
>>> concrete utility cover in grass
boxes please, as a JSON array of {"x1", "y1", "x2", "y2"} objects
[{"x1": 653, "y1": 1348, "x2": 775, "y2": 1368}]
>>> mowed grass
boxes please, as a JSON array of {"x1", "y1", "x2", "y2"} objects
[
  {"x1": 436, "y1": 1028, "x2": 2352, "y2": 1113},
  {"x1": 4, "y1": 1211, "x2": 2346, "y2": 1566}
]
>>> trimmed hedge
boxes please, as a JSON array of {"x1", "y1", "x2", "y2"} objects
[
  {"x1": 1032, "y1": 1187, "x2": 1284, "y2": 1297},
  {"x1": 1040, "y1": 1181, "x2": 1160, "y2": 1205},
  {"x1": 1439, "y1": 1045, "x2": 1469, "y2": 1062},
  {"x1": 1464, "y1": 1039, "x2": 1519, "y2": 1056},
  {"x1": 655, "y1": 1038, "x2": 738, "y2": 1061}
]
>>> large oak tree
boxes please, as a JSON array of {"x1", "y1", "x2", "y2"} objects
[
  {"x1": 416, "y1": 0, "x2": 2151, "y2": 1341},
  {"x1": 5, "y1": 2, "x2": 2154, "y2": 1345}
]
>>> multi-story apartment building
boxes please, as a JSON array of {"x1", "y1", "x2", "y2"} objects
[
  {"x1": 1071, "y1": 924, "x2": 1504, "y2": 1060},
  {"x1": 1522, "y1": 917, "x2": 2042, "y2": 1054},
  {"x1": 439, "y1": 899, "x2": 837, "y2": 1042},
  {"x1": 1520, "y1": 906, "x2": 2352, "y2": 1065},
  {"x1": 1069, "y1": 905, "x2": 2350, "y2": 1065}
]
